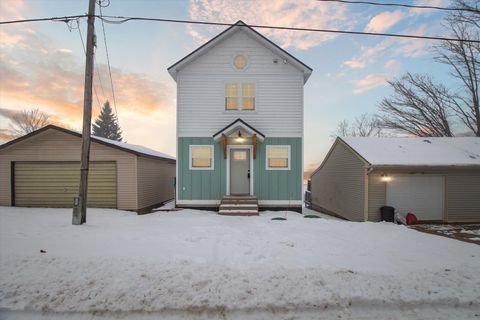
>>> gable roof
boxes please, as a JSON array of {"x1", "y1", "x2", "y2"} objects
[
  {"x1": 0, "y1": 125, "x2": 176, "y2": 161},
  {"x1": 212, "y1": 118, "x2": 265, "y2": 141},
  {"x1": 168, "y1": 20, "x2": 312, "y2": 83},
  {"x1": 341, "y1": 137, "x2": 480, "y2": 167}
]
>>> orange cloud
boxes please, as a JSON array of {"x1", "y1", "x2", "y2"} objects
[
  {"x1": 364, "y1": 10, "x2": 404, "y2": 33},
  {"x1": 188, "y1": 0, "x2": 355, "y2": 50},
  {"x1": 0, "y1": 25, "x2": 174, "y2": 118}
]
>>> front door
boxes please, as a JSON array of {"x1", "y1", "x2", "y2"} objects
[{"x1": 230, "y1": 149, "x2": 250, "y2": 195}]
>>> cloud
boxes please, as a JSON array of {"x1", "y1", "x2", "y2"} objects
[
  {"x1": 187, "y1": 0, "x2": 356, "y2": 50},
  {"x1": 0, "y1": 5, "x2": 176, "y2": 153},
  {"x1": 364, "y1": 10, "x2": 404, "y2": 33},
  {"x1": 409, "y1": 0, "x2": 448, "y2": 15},
  {"x1": 353, "y1": 74, "x2": 388, "y2": 94},
  {"x1": 0, "y1": 25, "x2": 174, "y2": 128},
  {"x1": 342, "y1": 59, "x2": 366, "y2": 69}
]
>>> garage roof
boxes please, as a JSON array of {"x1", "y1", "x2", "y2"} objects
[
  {"x1": 341, "y1": 137, "x2": 480, "y2": 167},
  {"x1": 0, "y1": 125, "x2": 176, "y2": 161}
]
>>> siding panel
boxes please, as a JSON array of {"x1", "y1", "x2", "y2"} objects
[
  {"x1": 446, "y1": 172, "x2": 480, "y2": 222},
  {"x1": 368, "y1": 174, "x2": 386, "y2": 221},
  {"x1": 136, "y1": 157, "x2": 175, "y2": 210},
  {"x1": 177, "y1": 29, "x2": 304, "y2": 138},
  {"x1": 310, "y1": 142, "x2": 366, "y2": 221},
  {"x1": 177, "y1": 137, "x2": 302, "y2": 201}
]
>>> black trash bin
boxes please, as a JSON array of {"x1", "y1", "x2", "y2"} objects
[{"x1": 380, "y1": 206, "x2": 395, "y2": 222}]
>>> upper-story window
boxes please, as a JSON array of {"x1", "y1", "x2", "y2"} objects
[
  {"x1": 225, "y1": 82, "x2": 255, "y2": 111},
  {"x1": 225, "y1": 83, "x2": 239, "y2": 110}
]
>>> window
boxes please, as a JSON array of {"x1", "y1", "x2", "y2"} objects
[
  {"x1": 225, "y1": 83, "x2": 238, "y2": 110},
  {"x1": 190, "y1": 145, "x2": 214, "y2": 170},
  {"x1": 242, "y1": 83, "x2": 255, "y2": 110},
  {"x1": 233, "y1": 54, "x2": 247, "y2": 70},
  {"x1": 225, "y1": 82, "x2": 255, "y2": 111},
  {"x1": 266, "y1": 145, "x2": 290, "y2": 170}
]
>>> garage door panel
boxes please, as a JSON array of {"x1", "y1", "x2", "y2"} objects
[
  {"x1": 386, "y1": 175, "x2": 444, "y2": 221},
  {"x1": 14, "y1": 161, "x2": 117, "y2": 208}
]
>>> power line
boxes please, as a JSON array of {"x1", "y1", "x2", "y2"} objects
[
  {"x1": 97, "y1": 16, "x2": 480, "y2": 43},
  {"x1": 316, "y1": 0, "x2": 479, "y2": 13},
  {"x1": 1, "y1": 15, "x2": 479, "y2": 44},
  {"x1": 98, "y1": 2, "x2": 120, "y2": 123},
  {"x1": 0, "y1": 15, "x2": 87, "y2": 25}
]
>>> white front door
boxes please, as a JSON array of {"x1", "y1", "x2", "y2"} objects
[
  {"x1": 386, "y1": 175, "x2": 444, "y2": 221},
  {"x1": 230, "y1": 149, "x2": 250, "y2": 195}
]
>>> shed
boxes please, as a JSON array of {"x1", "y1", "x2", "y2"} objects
[
  {"x1": 310, "y1": 137, "x2": 480, "y2": 223},
  {"x1": 0, "y1": 125, "x2": 176, "y2": 213}
]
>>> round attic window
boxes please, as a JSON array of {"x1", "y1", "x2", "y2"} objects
[{"x1": 233, "y1": 54, "x2": 247, "y2": 70}]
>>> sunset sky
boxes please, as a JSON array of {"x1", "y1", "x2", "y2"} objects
[{"x1": 0, "y1": 0, "x2": 454, "y2": 174}]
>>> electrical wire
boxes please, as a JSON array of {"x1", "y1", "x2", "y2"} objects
[
  {"x1": 98, "y1": 3, "x2": 120, "y2": 123},
  {"x1": 96, "y1": 16, "x2": 480, "y2": 43},
  {"x1": 1, "y1": 14, "x2": 479, "y2": 44},
  {"x1": 315, "y1": 0, "x2": 479, "y2": 13}
]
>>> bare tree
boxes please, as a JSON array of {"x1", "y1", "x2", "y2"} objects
[
  {"x1": 379, "y1": 0, "x2": 479, "y2": 137},
  {"x1": 435, "y1": 0, "x2": 480, "y2": 136},
  {"x1": 10, "y1": 109, "x2": 51, "y2": 137},
  {"x1": 379, "y1": 73, "x2": 455, "y2": 137},
  {"x1": 332, "y1": 113, "x2": 389, "y2": 138}
]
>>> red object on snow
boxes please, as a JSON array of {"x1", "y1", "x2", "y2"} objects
[{"x1": 406, "y1": 213, "x2": 418, "y2": 225}]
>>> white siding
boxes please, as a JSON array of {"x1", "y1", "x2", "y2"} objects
[{"x1": 177, "y1": 29, "x2": 304, "y2": 137}]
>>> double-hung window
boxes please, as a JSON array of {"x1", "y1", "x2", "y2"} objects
[
  {"x1": 266, "y1": 145, "x2": 290, "y2": 170},
  {"x1": 225, "y1": 83, "x2": 238, "y2": 110},
  {"x1": 190, "y1": 145, "x2": 214, "y2": 170},
  {"x1": 225, "y1": 82, "x2": 255, "y2": 111}
]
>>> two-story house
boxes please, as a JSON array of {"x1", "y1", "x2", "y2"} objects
[{"x1": 168, "y1": 21, "x2": 312, "y2": 214}]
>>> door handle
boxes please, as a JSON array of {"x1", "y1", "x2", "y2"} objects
[{"x1": 247, "y1": 170, "x2": 250, "y2": 179}]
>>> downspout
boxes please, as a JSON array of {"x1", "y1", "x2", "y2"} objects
[{"x1": 364, "y1": 166, "x2": 373, "y2": 221}]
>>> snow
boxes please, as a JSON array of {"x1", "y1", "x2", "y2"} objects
[
  {"x1": 93, "y1": 136, "x2": 176, "y2": 160},
  {"x1": 1, "y1": 207, "x2": 479, "y2": 319},
  {"x1": 342, "y1": 137, "x2": 480, "y2": 166}
]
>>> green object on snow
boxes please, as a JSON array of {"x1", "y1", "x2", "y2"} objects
[
  {"x1": 304, "y1": 214, "x2": 320, "y2": 219},
  {"x1": 272, "y1": 217, "x2": 287, "y2": 221}
]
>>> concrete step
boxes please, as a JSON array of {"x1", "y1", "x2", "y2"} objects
[
  {"x1": 221, "y1": 199, "x2": 258, "y2": 205},
  {"x1": 218, "y1": 210, "x2": 259, "y2": 216},
  {"x1": 222, "y1": 195, "x2": 257, "y2": 200},
  {"x1": 219, "y1": 206, "x2": 259, "y2": 211}
]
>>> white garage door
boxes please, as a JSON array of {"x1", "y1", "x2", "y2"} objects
[{"x1": 386, "y1": 175, "x2": 444, "y2": 221}]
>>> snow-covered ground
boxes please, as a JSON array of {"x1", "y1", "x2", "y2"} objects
[{"x1": 1, "y1": 207, "x2": 479, "y2": 319}]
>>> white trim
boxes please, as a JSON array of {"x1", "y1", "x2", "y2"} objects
[
  {"x1": 226, "y1": 145, "x2": 254, "y2": 196},
  {"x1": 171, "y1": 200, "x2": 303, "y2": 206},
  {"x1": 189, "y1": 145, "x2": 214, "y2": 170},
  {"x1": 259, "y1": 200, "x2": 302, "y2": 206},
  {"x1": 213, "y1": 119, "x2": 265, "y2": 142},
  {"x1": 266, "y1": 145, "x2": 291, "y2": 170},
  {"x1": 176, "y1": 200, "x2": 221, "y2": 206}
]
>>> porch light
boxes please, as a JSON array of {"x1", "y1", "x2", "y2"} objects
[
  {"x1": 235, "y1": 130, "x2": 245, "y2": 143},
  {"x1": 381, "y1": 174, "x2": 392, "y2": 182}
]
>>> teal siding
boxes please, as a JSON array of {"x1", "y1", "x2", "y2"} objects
[
  {"x1": 178, "y1": 137, "x2": 302, "y2": 201},
  {"x1": 254, "y1": 138, "x2": 302, "y2": 201}
]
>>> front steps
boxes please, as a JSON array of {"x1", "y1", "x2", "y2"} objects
[{"x1": 218, "y1": 195, "x2": 259, "y2": 216}]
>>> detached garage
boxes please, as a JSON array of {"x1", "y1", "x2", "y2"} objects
[
  {"x1": 310, "y1": 137, "x2": 480, "y2": 223},
  {"x1": 0, "y1": 125, "x2": 176, "y2": 212}
]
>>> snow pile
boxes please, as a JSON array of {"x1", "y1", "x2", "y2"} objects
[
  {"x1": 342, "y1": 137, "x2": 480, "y2": 166},
  {"x1": 1, "y1": 207, "x2": 479, "y2": 319}
]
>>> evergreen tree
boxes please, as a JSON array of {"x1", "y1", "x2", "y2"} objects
[{"x1": 92, "y1": 101, "x2": 123, "y2": 141}]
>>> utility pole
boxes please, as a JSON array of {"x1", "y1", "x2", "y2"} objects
[{"x1": 73, "y1": 0, "x2": 96, "y2": 225}]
